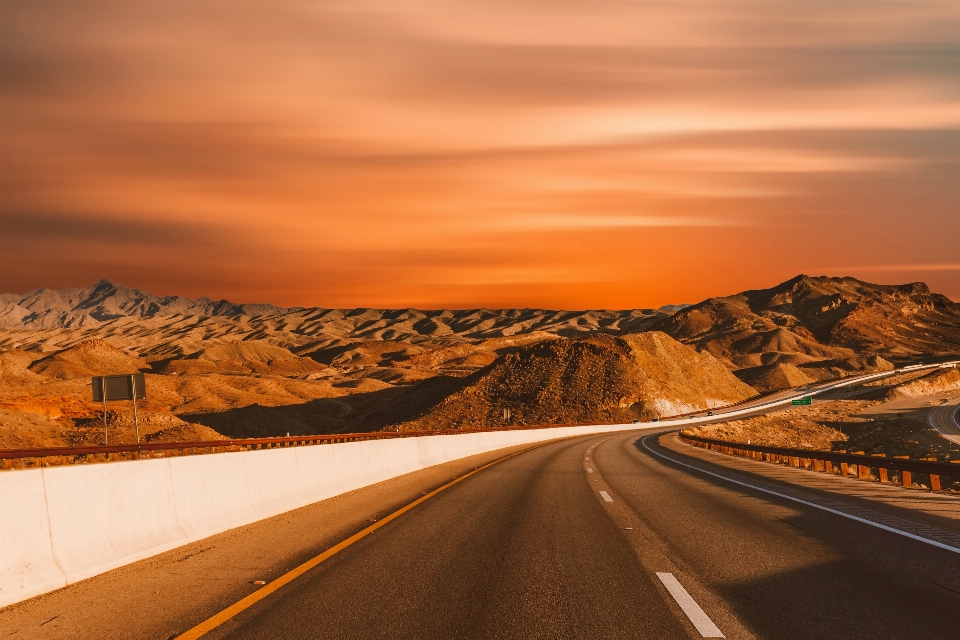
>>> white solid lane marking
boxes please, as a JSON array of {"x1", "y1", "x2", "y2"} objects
[
  {"x1": 599, "y1": 491, "x2": 613, "y2": 502},
  {"x1": 641, "y1": 435, "x2": 960, "y2": 555},
  {"x1": 656, "y1": 572, "x2": 724, "y2": 638}
]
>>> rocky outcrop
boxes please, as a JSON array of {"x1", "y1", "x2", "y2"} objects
[{"x1": 399, "y1": 332, "x2": 757, "y2": 430}]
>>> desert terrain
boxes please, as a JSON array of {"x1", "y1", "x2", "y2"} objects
[
  {"x1": 1, "y1": 275, "x2": 959, "y2": 449},
  {"x1": 684, "y1": 366, "x2": 960, "y2": 459}
]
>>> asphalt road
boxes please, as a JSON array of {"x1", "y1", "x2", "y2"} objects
[
  {"x1": 928, "y1": 399, "x2": 960, "y2": 444},
  {"x1": 194, "y1": 431, "x2": 960, "y2": 640}
]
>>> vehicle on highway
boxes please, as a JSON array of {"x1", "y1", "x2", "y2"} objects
[{"x1": 706, "y1": 411, "x2": 714, "y2": 416}]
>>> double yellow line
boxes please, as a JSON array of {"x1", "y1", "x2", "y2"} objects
[{"x1": 176, "y1": 440, "x2": 557, "y2": 639}]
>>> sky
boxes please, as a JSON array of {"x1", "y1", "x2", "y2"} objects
[{"x1": 2, "y1": 0, "x2": 960, "y2": 309}]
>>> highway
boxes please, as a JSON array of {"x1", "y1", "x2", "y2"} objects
[
  {"x1": 927, "y1": 398, "x2": 960, "y2": 445},
  {"x1": 4, "y1": 361, "x2": 960, "y2": 639},
  {"x1": 176, "y1": 430, "x2": 960, "y2": 640}
]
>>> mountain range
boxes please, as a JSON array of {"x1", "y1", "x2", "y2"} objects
[{"x1": 1, "y1": 275, "x2": 959, "y2": 448}]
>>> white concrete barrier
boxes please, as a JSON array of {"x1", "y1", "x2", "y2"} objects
[
  {"x1": 1, "y1": 421, "x2": 657, "y2": 609},
  {"x1": 44, "y1": 459, "x2": 188, "y2": 585},
  {"x1": 0, "y1": 469, "x2": 66, "y2": 606},
  {"x1": 169, "y1": 452, "x2": 257, "y2": 541}
]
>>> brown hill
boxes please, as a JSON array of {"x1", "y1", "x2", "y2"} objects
[
  {"x1": 28, "y1": 340, "x2": 146, "y2": 379},
  {"x1": 886, "y1": 366, "x2": 960, "y2": 398},
  {"x1": 735, "y1": 363, "x2": 816, "y2": 392},
  {"x1": 159, "y1": 340, "x2": 330, "y2": 378},
  {"x1": 0, "y1": 350, "x2": 42, "y2": 386},
  {"x1": 2, "y1": 276, "x2": 958, "y2": 446},
  {"x1": 399, "y1": 332, "x2": 757, "y2": 430},
  {"x1": 656, "y1": 275, "x2": 960, "y2": 369}
]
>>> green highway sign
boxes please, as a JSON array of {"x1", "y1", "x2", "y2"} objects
[{"x1": 792, "y1": 397, "x2": 812, "y2": 406}]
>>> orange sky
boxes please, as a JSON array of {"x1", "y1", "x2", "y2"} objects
[{"x1": 2, "y1": 0, "x2": 960, "y2": 308}]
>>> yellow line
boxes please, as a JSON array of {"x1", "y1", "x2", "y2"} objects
[{"x1": 175, "y1": 441, "x2": 558, "y2": 639}]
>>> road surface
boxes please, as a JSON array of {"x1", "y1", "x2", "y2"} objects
[
  {"x1": 183, "y1": 431, "x2": 960, "y2": 640},
  {"x1": 928, "y1": 398, "x2": 960, "y2": 445}
]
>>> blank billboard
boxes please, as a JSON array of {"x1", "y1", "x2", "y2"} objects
[{"x1": 92, "y1": 374, "x2": 146, "y2": 402}]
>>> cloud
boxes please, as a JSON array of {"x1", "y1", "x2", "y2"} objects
[
  {"x1": 0, "y1": 213, "x2": 222, "y2": 246},
  {"x1": 501, "y1": 215, "x2": 738, "y2": 230},
  {"x1": 824, "y1": 264, "x2": 960, "y2": 272},
  {"x1": 1, "y1": 0, "x2": 959, "y2": 306}
]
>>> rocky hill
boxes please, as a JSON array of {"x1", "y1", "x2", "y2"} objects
[
  {"x1": 0, "y1": 279, "x2": 292, "y2": 330},
  {"x1": 1, "y1": 275, "x2": 958, "y2": 445},
  {"x1": 886, "y1": 366, "x2": 960, "y2": 398},
  {"x1": 29, "y1": 340, "x2": 147, "y2": 379},
  {"x1": 654, "y1": 275, "x2": 960, "y2": 386},
  {"x1": 399, "y1": 332, "x2": 756, "y2": 430},
  {"x1": 156, "y1": 341, "x2": 330, "y2": 377}
]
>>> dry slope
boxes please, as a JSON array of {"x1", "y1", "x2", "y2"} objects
[
  {"x1": 656, "y1": 275, "x2": 960, "y2": 374},
  {"x1": 400, "y1": 332, "x2": 757, "y2": 430}
]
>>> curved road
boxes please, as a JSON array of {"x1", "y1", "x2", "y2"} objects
[
  {"x1": 191, "y1": 431, "x2": 960, "y2": 640},
  {"x1": 928, "y1": 399, "x2": 960, "y2": 445}
]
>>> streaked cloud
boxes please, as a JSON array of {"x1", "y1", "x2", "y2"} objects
[
  {"x1": 1, "y1": 0, "x2": 959, "y2": 306},
  {"x1": 502, "y1": 215, "x2": 738, "y2": 231},
  {"x1": 824, "y1": 264, "x2": 960, "y2": 273}
]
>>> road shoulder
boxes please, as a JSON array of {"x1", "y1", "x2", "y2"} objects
[{"x1": 657, "y1": 432, "x2": 960, "y2": 538}]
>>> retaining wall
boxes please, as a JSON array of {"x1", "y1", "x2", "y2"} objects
[{"x1": 1, "y1": 422, "x2": 653, "y2": 609}]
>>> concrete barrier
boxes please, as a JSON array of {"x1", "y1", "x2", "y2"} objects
[
  {"x1": 169, "y1": 452, "x2": 257, "y2": 541},
  {"x1": 44, "y1": 459, "x2": 188, "y2": 585},
  {"x1": 1, "y1": 422, "x2": 654, "y2": 609},
  {"x1": 0, "y1": 469, "x2": 66, "y2": 606}
]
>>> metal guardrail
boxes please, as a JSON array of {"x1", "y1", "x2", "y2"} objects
[
  {"x1": 0, "y1": 423, "x2": 599, "y2": 470},
  {"x1": 679, "y1": 433, "x2": 960, "y2": 492}
]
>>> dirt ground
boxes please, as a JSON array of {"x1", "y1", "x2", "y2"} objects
[{"x1": 685, "y1": 383, "x2": 960, "y2": 460}]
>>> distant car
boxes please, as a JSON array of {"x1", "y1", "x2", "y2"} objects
[
  {"x1": 706, "y1": 411, "x2": 714, "y2": 416},
  {"x1": 651, "y1": 418, "x2": 660, "y2": 422}
]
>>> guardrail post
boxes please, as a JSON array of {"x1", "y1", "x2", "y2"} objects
[
  {"x1": 893, "y1": 456, "x2": 911, "y2": 487},
  {"x1": 930, "y1": 474, "x2": 942, "y2": 491},
  {"x1": 872, "y1": 455, "x2": 888, "y2": 482},
  {"x1": 825, "y1": 460, "x2": 833, "y2": 473},
  {"x1": 841, "y1": 462, "x2": 849, "y2": 476},
  {"x1": 2, "y1": 459, "x2": 11, "y2": 470}
]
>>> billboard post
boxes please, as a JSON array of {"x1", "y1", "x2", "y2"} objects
[{"x1": 92, "y1": 374, "x2": 147, "y2": 445}]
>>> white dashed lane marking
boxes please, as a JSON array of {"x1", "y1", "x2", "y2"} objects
[
  {"x1": 656, "y1": 572, "x2": 724, "y2": 637},
  {"x1": 599, "y1": 491, "x2": 613, "y2": 502}
]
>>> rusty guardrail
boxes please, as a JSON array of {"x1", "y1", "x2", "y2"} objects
[
  {"x1": 679, "y1": 432, "x2": 960, "y2": 492},
  {"x1": 0, "y1": 422, "x2": 604, "y2": 470}
]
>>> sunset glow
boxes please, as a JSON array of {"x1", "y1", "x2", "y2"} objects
[{"x1": 2, "y1": 0, "x2": 960, "y2": 306}]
